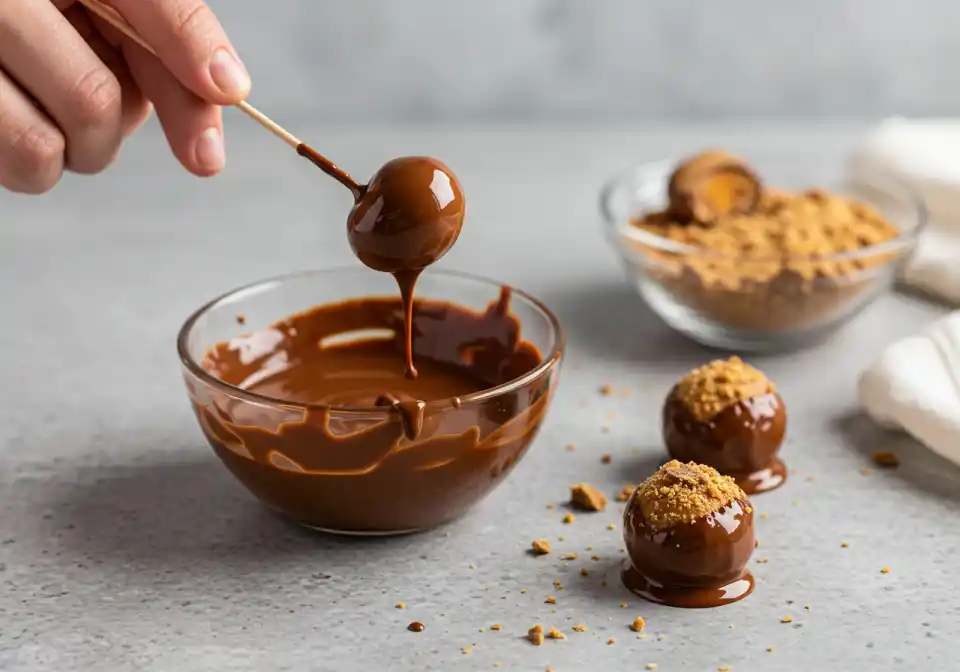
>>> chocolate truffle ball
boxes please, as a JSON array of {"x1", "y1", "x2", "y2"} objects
[
  {"x1": 622, "y1": 461, "x2": 755, "y2": 607},
  {"x1": 663, "y1": 357, "x2": 786, "y2": 494},
  {"x1": 347, "y1": 157, "x2": 465, "y2": 274}
]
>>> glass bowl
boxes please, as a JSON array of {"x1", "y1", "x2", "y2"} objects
[
  {"x1": 600, "y1": 160, "x2": 926, "y2": 351},
  {"x1": 177, "y1": 268, "x2": 564, "y2": 535}
]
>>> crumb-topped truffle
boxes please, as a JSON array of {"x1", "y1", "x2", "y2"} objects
[
  {"x1": 622, "y1": 461, "x2": 756, "y2": 608},
  {"x1": 664, "y1": 358, "x2": 787, "y2": 494},
  {"x1": 675, "y1": 357, "x2": 774, "y2": 421},
  {"x1": 635, "y1": 461, "x2": 746, "y2": 532}
]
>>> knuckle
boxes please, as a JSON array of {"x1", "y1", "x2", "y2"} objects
[
  {"x1": 6, "y1": 124, "x2": 64, "y2": 192},
  {"x1": 70, "y1": 68, "x2": 122, "y2": 128},
  {"x1": 172, "y1": 1, "x2": 215, "y2": 40}
]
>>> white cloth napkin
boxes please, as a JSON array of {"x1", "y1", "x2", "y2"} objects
[
  {"x1": 859, "y1": 311, "x2": 960, "y2": 467},
  {"x1": 847, "y1": 117, "x2": 960, "y2": 304},
  {"x1": 852, "y1": 118, "x2": 960, "y2": 465}
]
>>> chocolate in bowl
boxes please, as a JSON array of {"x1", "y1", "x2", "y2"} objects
[{"x1": 177, "y1": 268, "x2": 564, "y2": 534}]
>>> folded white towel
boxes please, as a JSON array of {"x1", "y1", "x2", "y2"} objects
[
  {"x1": 859, "y1": 311, "x2": 960, "y2": 467},
  {"x1": 847, "y1": 117, "x2": 960, "y2": 304}
]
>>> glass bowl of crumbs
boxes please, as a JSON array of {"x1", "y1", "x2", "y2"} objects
[{"x1": 600, "y1": 150, "x2": 926, "y2": 351}]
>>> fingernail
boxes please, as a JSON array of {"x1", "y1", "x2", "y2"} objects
[
  {"x1": 195, "y1": 127, "x2": 225, "y2": 173},
  {"x1": 209, "y1": 48, "x2": 251, "y2": 98}
]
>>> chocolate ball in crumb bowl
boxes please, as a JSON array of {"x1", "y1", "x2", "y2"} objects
[
  {"x1": 622, "y1": 461, "x2": 756, "y2": 608},
  {"x1": 663, "y1": 357, "x2": 787, "y2": 494},
  {"x1": 600, "y1": 150, "x2": 926, "y2": 352},
  {"x1": 177, "y1": 268, "x2": 563, "y2": 534}
]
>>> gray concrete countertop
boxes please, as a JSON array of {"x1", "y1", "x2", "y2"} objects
[{"x1": 1, "y1": 122, "x2": 957, "y2": 671}]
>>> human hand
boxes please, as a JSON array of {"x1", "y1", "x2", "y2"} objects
[{"x1": 0, "y1": 0, "x2": 251, "y2": 194}]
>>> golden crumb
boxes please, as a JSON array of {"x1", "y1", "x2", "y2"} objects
[
  {"x1": 841, "y1": 542, "x2": 850, "y2": 548},
  {"x1": 616, "y1": 484, "x2": 638, "y2": 502},
  {"x1": 561, "y1": 553, "x2": 578, "y2": 560},
  {"x1": 718, "y1": 666, "x2": 731, "y2": 671},
  {"x1": 571, "y1": 483, "x2": 607, "y2": 512},
  {"x1": 781, "y1": 616, "x2": 793, "y2": 623},
  {"x1": 528, "y1": 624, "x2": 544, "y2": 646},
  {"x1": 631, "y1": 616, "x2": 646, "y2": 632},
  {"x1": 461, "y1": 646, "x2": 472, "y2": 654},
  {"x1": 591, "y1": 555, "x2": 600, "y2": 561},
  {"x1": 646, "y1": 664, "x2": 659, "y2": 670},
  {"x1": 675, "y1": 357, "x2": 773, "y2": 420},
  {"x1": 469, "y1": 563, "x2": 477, "y2": 569},
  {"x1": 599, "y1": 384, "x2": 614, "y2": 396},
  {"x1": 872, "y1": 451, "x2": 900, "y2": 468},
  {"x1": 572, "y1": 624, "x2": 588, "y2": 632},
  {"x1": 491, "y1": 623, "x2": 502, "y2": 631},
  {"x1": 635, "y1": 460, "x2": 747, "y2": 532},
  {"x1": 601, "y1": 454, "x2": 613, "y2": 465},
  {"x1": 580, "y1": 567, "x2": 589, "y2": 576},
  {"x1": 756, "y1": 558, "x2": 770, "y2": 564},
  {"x1": 637, "y1": 633, "x2": 647, "y2": 639},
  {"x1": 760, "y1": 513, "x2": 768, "y2": 519},
  {"x1": 766, "y1": 646, "x2": 775, "y2": 652},
  {"x1": 860, "y1": 466, "x2": 873, "y2": 476},
  {"x1": 562, "y1": 513, "x2": 576, "y2": 524},
  {"x1": 804, "y1": 605, "x2": 812, "y2": 611},
  {"x1": 494, "y1": 664, "x2": 501, "y2": 668},
  {"x1": 606, "y1": 523, "x2": 616, "y2": 531},
  {"x1": 558, "y1": 536, "x2": 565, "y2": 541},
  {"x1": 531, "y1": 539, "x2": 551, "y2": 555},
  {"x1": 565, "y1": 443, "x2": 576, "y2": 452},
  {"x1": 478, "y1": 627, "x2": 485, "y2": 632},
  {"x1": 395, "y1": 602, "x2": 405, "y2": 609},
  {"x1": 545, "y1": 596, "x2": 557, "y2": 604},
  {"x1": 620, "y1": 602, "x2": 628, "y2": 609},
  {"x1": 755, "y1": 539, "x2": 760, "y2": 548},
  {"x1": 881, "y1": 567, "x2": 891, "y2": 574},
  {"x1": 553, "y1": 579, "x2": 564, "y2": 590},
  {"x1": 546, "y1": 503, "x2": 555, "y2": 510},
  {"x1": 520, "y1": 589, "x2": 527, "y2": 594},
  {"x1": 547, "y1": 627, "x2": 566, "y2": 640}
]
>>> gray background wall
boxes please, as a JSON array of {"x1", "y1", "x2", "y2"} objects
[{"x1": 209, "y1": 0, "x2": 960, "y2": 123}]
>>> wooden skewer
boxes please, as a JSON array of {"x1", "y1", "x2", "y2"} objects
[{"x1": 77, "y1": 0, "x2": 301, "y2": 149}]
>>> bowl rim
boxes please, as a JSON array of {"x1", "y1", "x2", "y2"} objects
[
  {"x1": 176, "y1": 266, "x2": 565, "y2": 413},
  {"x1": 599, "y1": 158, "x2": 928, "y2": 262}
]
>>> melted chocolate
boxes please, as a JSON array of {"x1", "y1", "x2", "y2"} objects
[
  {"x1": 663, "y1": 388, "x2": 787, "y2": 494},
  {"x1": 192, "y1": 291, "x2": 556, "y2": 533},
  {"x1": 622, "y1": 496, "x2": 755, "y2": 608}
]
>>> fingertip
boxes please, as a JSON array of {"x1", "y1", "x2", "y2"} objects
[
  {"x1": 206, "y1": 48, "x2": 251, "y2": 105},
  {"x1": 191, "y1": 126, "x2": 226, "y2": 176}
]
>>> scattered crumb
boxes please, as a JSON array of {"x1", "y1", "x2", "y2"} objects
[
  {"x1": 630, "y1": 616, "x2": 646, "y2": 632},
  {"x1": 546, "y1": 503, "x2": 555, "y2": 510},
  {"x1": 531, "y1": 539, "x2": 552, "y2": 556},
  {"x1": 470, "y1": 563, "x2": 477, "y2": 569},
  {"x1": 461, "y1": 646, "x2": 472, "y2": 655},
  {"x1": 872, "y1": 451, "x2": 900, "y2": 468},
  {"x1": 621, "y1": 388, "x2": 634, "y2": 397},
  {"x1": 395, "y1": 602, "x2": 405, "y2": 609},
  {"x1": 546, "y1": 667, "x2": 553, "y2": 672},
  {"x1": 553, "y1": 579, "x2": 564, "y2": 590},
  {"x1": 756, "y1": 558, "x2": 770, "y2": 564},
  {"x1": 760, "y1": 513, "x2": 768, "y2": 519},
  {"x1": 805, "y1": 476, "x2": 815, "y2": 482},
  {"x1": 561, "y1": 553, "x2": 579, "y2": 560},
  {"x1": 804, "y1": 605, "x2": 812, "y2": 611},
  {"x1": 562, "y1": 513, "x2": 576, "y2": 524},
  {"x1": 528, "y1": 624, "x2": 544, "y2": 646},
  {"x1": 860, "y1": 466, "x2": 873, "y2": 476},
  {"x1": 657, "y1": 635, "x2": 665, "y2": 641},
  {"x1": 558, "y1": 536, "x2": 566, "y2": 541},
  {"x1": 494, "y1": 664, "x2": 501, "y2": 668},
  {"x1": 408, "y1": 621, "x2": 425, "y2": 632},
  {"x1": 235, "y1": 313, "x2": 246, "y2": 325},
  {"x1": 599, "y1": 384, "x2": 614, "y2": 396},
  {"x1": 607, "y1": 638, "x2": 616, "y2": 645},
  {"x1": 520, "y1": 589, "x2": 527, "y2": 594},
  {"x1": 478, "y1": 628, "x2": 485, "y2": 633},
  {"x1": 616, "y1": 484, "x2": 638, "y2": 502},
  {"x1": 591, "y1": 555, "x2": 600, "y2": 561},
  {"x1": 791, "y1": 499, "x2": 799, "y2": 506},
  {"x1": 572, "y1": 624, "x2": 588, "y2": 632},
  {"x1": 637, "y1": 633, "x2": 647, "y2": 639},
  {"x1": 547, "y1": 627, "x2": 566, "y2": 640},
  {"x1": 607, "y1": 523, "x2": 616, "y2": 531},
  {"x1": 565, "y1": 443, "x2": 577, "y2": 452},
  {"x1": 620, "y1": 603, "x2": 628, "y2": 609},
  {"x1": 601, "y1": 454, "x2": 613, "y2": 464},
  {"x1": 780, "y1": 616, "x2": 793, "y2": 623},
  {"x1": 881, "y1": 567, "x2": 891, "y2": 574},
  {"x1": 755, "y1": 539, "x2": 760, "y2": 548},
  {"x1": 490, "y1": 624, "x2": 502, "y2": 631},
  {"x1": 580, "y1": 567, "x2": 589, "y2": 576},
  {"x1": 841, "y1": 542, "x2": 850, "y2": 548},
  {"x1": 545, "y1": 596, "x2": 557, "y2": 604},
  {"x1": 647, "y1": 664, "x2": 659, "y2": 670},
  {"x1": 601, "y1": 425, "x2": 611, "y2": 434},
  {"x1": 766, "y1": 647, "x2": 775, "y2": 653},
  {"x1": 718, "y1": 666, "x2": 731, "y2": 671}
]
